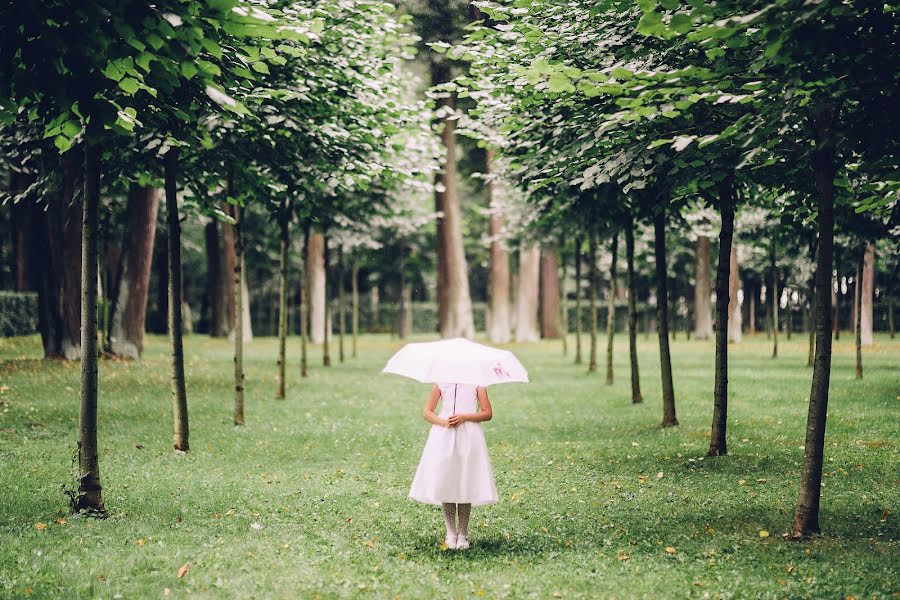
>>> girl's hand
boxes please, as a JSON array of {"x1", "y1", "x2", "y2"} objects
[{"x1": 447, "y1": 414, "x2": 467, "y2": 428}]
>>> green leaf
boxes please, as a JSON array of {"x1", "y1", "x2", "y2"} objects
[
  {"x1": 181, "y1": 61, "x2": 199, "y2": 80},
  {"x1": 250, "y1": 61, "x2": 270, "y2": 75},
  {"x1": 118, "y1": 77, "x2": 141, "y2": 95}
]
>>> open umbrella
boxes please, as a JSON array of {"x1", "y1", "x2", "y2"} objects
[{"x1": 381, "y1": 338, "x2": 529, "y2": 387}]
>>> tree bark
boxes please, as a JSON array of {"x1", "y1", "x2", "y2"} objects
[
  {"x1": 540, "y1": 245, "x2": 561, "y2": 339},
  {"x1": 276, "y1": 199, "x2": 289, "y2": 399},
  {"x1": 771, "y1": 239, "x2": 779, "y2": 358},
  {"x1": 855, "y1": 256, "x2": 863, "y2": 379},
  {"x1": 694, "y1": 235, "x2": 713, "y2": 339},
  {"x1": 60, "y1": 155, "x2": 82, "y2": 360},
  {"x1": 605, "y1": 234, "x2": 618, "y2": 385},
  {"x1": 221, "y1": 208, "x2": 236, "y2": 339},
  {"x1": 107, "y1": 186, "x2": 158, "y2": 359},
  {"x1": 574, "y1": 236, "x2": 583, "y2": 364},
  {"x1": 832, "y1": 270, "x2": 840, "y2": 340},
  {"x1": 307, "y1": 232, "x2": 326, "y2": 343},
  {"x1": 205, "y1": 221, "x2": 229, "y2": 337},
  {"x1": 398, "y1": 245, "x2": 412, "y2": 339},
  {"x1": 232, "y1": 203, "x2": 245, "y2": 426},
  {"x1": 433, "y1": 62, "x2": 475, "y2": 339},
  {"x1": 240, "y1": 257, "x2": 252, "y2": 342},
  {"x1": 791, "y1": 118, "x2": 836, "y2": 539},
  {"x1": 164, "y1": 151, "x2": 189, "y2": 451},
  {"x1": 74, "y1": 137, "x2": 103, "y2": 513},
  {"x1": 727, "y1": 243, "x2": 742, "y2": 343},
  {"x1": 808, "y1": 270, "x2": 816, "y2": 368},
  {"x1": 654, "y1": 210, "x2": 678, "y2": 427},
  {"x1": 560, "y1": 244, "x2": 568, "y2": 355},
  {"x1": 708, "y1": 181, "x2": 734, "y2": 456},
  {"x1": 860, "y1": 242, "x2": 874, "y2": 346},
  {"x1": 748, "y1": 284, "x2": 756, "y2": 335},
  {"x1": 625, "y1": 216, "x2": 642, "y2": 404},
  {"x1": 10, "y1": 190, "x2": 30, "y2": 292},
  {"x1": 322, "y1": 232, "x2": 331, "y2": 367},
  {"x1": 588, "y1": 232, "x2": 598, "y2": 373},
  {"x1": 338, "y1": 245, "x2": 346, "y2": 363},
  {"x1": 486, "y1": 148, "x2": 510, "y2": 343},
  {"x1": 515, "y1": 245, "x2": 540, "y2": 342},
  {"x1": 351, "y1": 258, "x2": 359, "y2": 358},
  {"x1": 29, "y1": 202, "x2": 64, "y2": 357},
  {"x1": 300, "y1": 224, "x2": 309, "y2": 378}
]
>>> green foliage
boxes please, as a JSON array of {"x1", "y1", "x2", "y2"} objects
[{"x1": 0, "y1": 291, "x2": 38, "y2": 337}]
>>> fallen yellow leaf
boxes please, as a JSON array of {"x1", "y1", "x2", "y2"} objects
[
  {"x1": 136, "y1": 539, "x2": 146, "y2": 546},
  {"x1": 176, "y1": 564, "x2": 189, "y2": 579},
  {"x1": 616, "y1": 553, "x2": 630, "y2": 561},
  {"x1": 54, "y1": 518, "x2": 66, "y2": 526},
  {"x1": 35, "y1": 522, "x2": 46, "y2": 531},
  {"x1": 439, "y1": 542, "x2": 449, "y2": 551},
  {"x1": 665, "y1": 546, "x2": 676, "y2": 554},
  {"x1": 759, "y1": 530, "x2": 770, "y2": 538}
]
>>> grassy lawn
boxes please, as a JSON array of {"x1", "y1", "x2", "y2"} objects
[{"x1": 0, "y1": 331, "x2": 897, "y2": 599}]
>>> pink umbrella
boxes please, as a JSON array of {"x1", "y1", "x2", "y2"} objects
[{"x1": 381, "y1": 338, "x2": 529, "y2": 387}]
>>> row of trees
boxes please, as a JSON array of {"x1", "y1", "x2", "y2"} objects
[{"x1": 451, "y1": 0, "x2": 897, "y2": 539}]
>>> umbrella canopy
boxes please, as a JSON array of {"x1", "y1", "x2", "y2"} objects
[{"x1": 381, "y1": 338, "x2": 529, "y2": 386}]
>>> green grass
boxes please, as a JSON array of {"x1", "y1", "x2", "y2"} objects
[{"x1": 0, "y1": 331, "x2": 897, "y2": 599}]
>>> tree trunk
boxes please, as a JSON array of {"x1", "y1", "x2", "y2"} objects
[
  {"x1": 163, "y1": 151, "x2": 189, "y2": 452},
  {"x1": 771, "y1": 240, "x2": 779, "y2": 358},
  {"x1": 515, "y1": 245, "x2": 540, "y2": 342},
  {"x1": 786, "y1": 290, "x2": 793, "y2": 341},
  {"x1": 232, "y1": 203, "x2": 245, "y2": 426},
  {"x1": 574, "y1": 237, "x2": 583, "y2": 364},
  {"x1": 727, "y1": 243, "x2": 742, "y2": 343},
  {"x1": 239, "y1": 257, "x2": 252, "y2": 341},
  {"x1": 74, "y1": 137, "x2": 103, "y2": 514},
  {"x1": 322, "y1": 233, "x2": 331, "y2": 367},
  {"x1": 205, "y1": 221, "x2": 229, "y2": 337},
  {"x1": 832, "y1": 270, "x2": 840, "y2": 340},
  {"x1": 307, "y1": 232, "x2": 326, "y2": 343},
  {"x1": 351, "y1": 258, "x2": 359, "y2": 358},
  {"x1": 560, "y1": 244, "x2": 568, "y2": 355},
  {"x1": 625, "y1": 216, "x2": 642, "y2": 404},
  {"x1": 29, "y1": 202, "x2": 64, "y2": 357},
  {"x1": 860, "y1": 242, "x2": 874, "y2": 346},
  {"x1": 10, "y1": 190, "x2": 30, "y2": 292},
  {"x1": 605, "y1": 234, "x2": 618, "y2": 385},
  {"x1": 433, "y1": 62, "x2": 475, "y2": 339},
  {"x1": 694, "y1": 235, "x2": 713, "y2": 339},
  {"x1": 855, "y1": 257, "x2": 863, "y2": 380},
  {"x1": 588, "y1": 232, "x2": 598, "y2": 373},
  {"x1": 791, "y1": 119, "x2": 836, "y2": 539},
  {"x1": 300, "y1": 224, "x2": 309, "y2": 378},
  {"x1": 708, "y1": 181, "x2": 734, "y2": 456},
  {"x1": 748, "y1": 284, "x2": 756, "y2": 335},
  {"x1": 398, "y1": 246, "x2": 412, "y2": 339},
  {"x1": 808, "y1": 268, "x2": 816, "y2": 368},
  {"x1": 60, "y1": 155, "x2": 82, "y2": 360},
  {"x1": 486, "y1": 149, "x2": 511, "y2": 344},
  {"x1": 221, "y1": 209, "x2": 236, "y2": 339},
  {"x1": 338, "y1": 245, "x2": 346, "y2": 363},
  {"x1": 654, "y1": 211, "x2": 678, "y2": 427},
  {"x1": 107, "y1": 186, "x2": 158, "y2": 359},
  {"x1": 539, "y1": 245, "x2": 561, "y2": 339},
  {"x1": 276, "y1": 199, "x2": 289, "y2": 399}
]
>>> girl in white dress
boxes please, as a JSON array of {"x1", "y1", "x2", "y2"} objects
[{"x1": 409, "y1": 382, "x2": 498, "y2": 550}]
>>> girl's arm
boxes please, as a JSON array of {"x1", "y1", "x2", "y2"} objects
[
  {"x1": 448, "y1": 387, "x2": 493, "y2": 427},
  {"x1": 423, "y1": 384, "x2": 450, "y2": 427}
]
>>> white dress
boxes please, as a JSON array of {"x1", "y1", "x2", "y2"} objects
[{"x1": 409, "y1": 383, "x2": 499, "y2": 506}]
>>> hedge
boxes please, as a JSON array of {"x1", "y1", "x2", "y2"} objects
[{"x1": 0, "y1": 291, "x2": 39, "y2": 337}]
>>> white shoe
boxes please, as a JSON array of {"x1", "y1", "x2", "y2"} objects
[
  {"x1": 455, "y1": 534, "x2": 469, "y2": 550},
  {"x1": 444, "y1": 533, "x2": 457, "y2": 550}
]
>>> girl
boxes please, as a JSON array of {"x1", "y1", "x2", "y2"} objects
[{"x1": 409, "y1": 383, "x2": 498, "y2": 550}]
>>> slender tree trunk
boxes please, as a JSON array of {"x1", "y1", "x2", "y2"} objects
[
  {"x1": 205, "y1": 221, "x2": 229, "y2": 337},
  {"x1": 338, "y1": 245, "x2": 346, "y2": 362},
  {"x1": 221, "y1": 208, "x2": 236, "y2": 339},
  {"x1": 625, "y1": 216, "x2": 642, "y2": 404},
  {"x1": 771, "y1": 240, "x2": 779, "y2": 358},
  {"x1": 832, "y1": 270, "x2": 840, "y2": 340},
  {"x1": 574, "y1": 237, "x2": 583, "y2": 364},
  {"x1": 560, "y1": 244, "x2": 568, "y2": 355},
  {"x1": 29, "y1": 202, "x2": 64, "y2": 357},
  {"x1": 708, "y1": 182, "x2": 734, "y2": 456},
  {"x1": 588, "y1": 232, "x2": 598, "y2": 373},
  {"x1": 276, "y1": 199, "x2": 289, "y2": 399},
  {"x1": 10, "y1": 191, "x2": 30, "y2": 292},
  {"x1": 860, "y1": 242, "x2": 874, "y2": 346},
  {"x1": 322, "y1": 232, "x2": 331, "y2": 367},
  {"x1": 727, "y1": 243, "x2": 742, "y2": 343},
  {"x1": 540, "y1": 245, "x2": 561, "y2": 338},
  {"x1": 107, "y1": 186, "x2": 158, "y2": 358},
  {"x1": 748, "y1": 284, "x2": 757, "y2": 335},
  {"x1": 694, "y1": 235, "x2": 713, "y2": 339},
  {"x1": 791, "y1": 118, "x2": 836, "y2": 539},
  {"x1": 307, "y1": 233, "x2": 326, "y2": 343},
  {"x1": 240, "y1": 258, "x2": 252, "y2": 341},
  {"x1": 351, "y1": 258, "x2": 359, "y2": 358},
  {"x1": 300, "y1": 224, "x2": 309, "y2": 378},
  {"x1": 74, "y1": 137, "x2": 103, "y2": 513},
  {"x1": 654, "y1": 211, "x2": 678, "y2": 427},
  {"x1": 60, "y1": 155, "x2": 82, "y2": 360},
  {"x1": 486, "y1": 149, "x2": 511, "y2": 343},
  {"x1": 163, "y1": 151, "x2": 189, "y2": 452},
  {"x1": 515, "y1": 245, "x2": 540, "y2": 342},
  {"x1": 808, "y1": 270, "x2": 816, "y2": 368},
  {"x1": 398, "y1": 246, "x2": 412, "y2": 339},
  {"x1": 855, "y1": 257, "x2": 863, "y2": 380},
  {"x1": 232, "y1": 202, "x2": 245, "y2": 426},
  {"x1": 605, "y1": 234, "x2": 618, "y2": 385},
  {"x1": 432, "y1": 62, "x2": 475, "y2": 339},
  {"x1": 787, "y1": 290, "x2": 793, "y2": 341}
]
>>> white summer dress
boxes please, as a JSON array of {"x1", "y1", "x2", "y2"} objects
[{"x1": 409, "y1": 383, "x2": 499, "y2": 506}]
